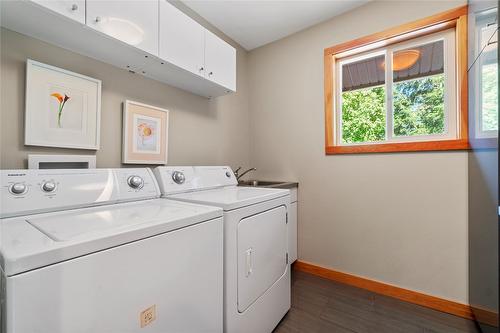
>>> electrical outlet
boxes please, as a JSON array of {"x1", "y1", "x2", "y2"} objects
[{"x1": 140, "y1": 305, "x2": 156, "y2": 328}]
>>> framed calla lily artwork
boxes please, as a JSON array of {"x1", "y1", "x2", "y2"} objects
[
  {"x1": 122, "y1": 100, "x2": 169, "y2": 164},
  {"x1": 25, "y1": 60, "x2": 101, "y2": 149}
]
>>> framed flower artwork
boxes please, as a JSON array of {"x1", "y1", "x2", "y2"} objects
[
  {"x1": 25, "y1": 59, "x2": 101, "y2": 150},
  {"x1": 122, "y1": 100, "x2": 169, "y2": 164}
]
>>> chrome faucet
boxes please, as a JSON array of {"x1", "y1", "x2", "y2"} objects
[{"x1": 233, "y1": 167, "x2": 257, "y2": 181}]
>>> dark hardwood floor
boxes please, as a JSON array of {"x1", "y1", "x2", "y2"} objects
[{"x1": 273, "y1": 270, "x2": 483, "y2": 333}]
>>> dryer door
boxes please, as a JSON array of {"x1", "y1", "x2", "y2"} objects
[{"x1": 237, "y1": 205, "x2": 287, "y2": 312}]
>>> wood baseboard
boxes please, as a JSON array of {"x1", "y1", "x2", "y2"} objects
[
  {"x1": 471, "y1": 306, "x2": 499, "y2": 327},
  {"x1": 294, "y1": 260, "x2": 480, "y2": 321}
]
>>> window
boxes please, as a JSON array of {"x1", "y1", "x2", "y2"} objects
[
  {"x1": 474, "y1": 8, "x2": 498, "y2": 140},
  {"x1": 338, "y1": 32, "x2": 456, "y2": 145},
  {"x1": 324, "y1": 6, "x2": 468, "y2": 154}
]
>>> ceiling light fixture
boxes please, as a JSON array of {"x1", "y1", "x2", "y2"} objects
[{"x1": 382, "y1": 49, "x2": 421, "y2": 71}]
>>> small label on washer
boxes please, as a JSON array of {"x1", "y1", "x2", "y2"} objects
[{"x1": 140, "y1": 305, "x2": 156, "y2": 328}]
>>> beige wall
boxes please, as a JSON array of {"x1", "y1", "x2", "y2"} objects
[
  {"x1": 1, "y1": 0, "x2": 471, "y2": 304},
  {"x1": 0, "y1": 27, "x2": 250, "y2": 168},
  {"x1": 247, "y1": 0, "x2": 469, "y2": 303}
]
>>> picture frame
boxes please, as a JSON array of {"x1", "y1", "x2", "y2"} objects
[
  {"x1": 25, "y1": 59, "x2": 102, "y2": 150},
  {"x1": 28, "y1": 154, "x2": 97, "y2": 169},
  {"x1": 122, "y1": 100, "x2": 169, "y2": 164}
]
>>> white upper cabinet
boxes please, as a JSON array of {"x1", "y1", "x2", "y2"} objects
[
  {"x1": 1, "y1": 0, "x2": 236, "y2": 97},
  {"x1": 205, "y1": 30, "x2": 236, "y2": 91},
  {"x1": 159, "y1": 1, "x2": 236, "y2": 91},
  {"x1": 32, "y1": 0, "x2": 85, "y2": 24},
  {"x1": 86, "y1": 0, "x2": 159, "y2": 56},
  {"x1": 159, "y1": 1, "x2": 205, "y2": 77}
]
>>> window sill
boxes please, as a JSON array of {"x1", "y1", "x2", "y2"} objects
[
  {"x1": 468, "y1": 137, "x2": 497, "y2": 150},
  {"x1": 326, "y1": 139, "x2": 470, "y2": 154}
]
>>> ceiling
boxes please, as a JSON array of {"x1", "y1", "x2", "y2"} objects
[{"x1": 181, "y1": 0, "x2": 370, "y2": 50}]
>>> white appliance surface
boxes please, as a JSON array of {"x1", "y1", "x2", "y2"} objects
[
  {"x1": 6, "y1": 215, "x2": 224, "y2": 333},
  {"x1": 2, "y1": 198, "x2": 221, "y2": 276},
  {"x1": 237, "y1": 205, "x2": 287, "y2": 312},
  {"x1": 0, "y1": 168, "x2": 224, "y2": 333},
  {"x1": 0, "y1": 168, "x2": 159, "y2": 218},
  {"x1": 169, "y1": 186, "x2": 289, "y2": 211},
  {"x1": 154, "y1": 165, "x2": 238, "y2": 194},
  {"x1": 154, "y1": 166, "x2": 289, "y2": 210},
  {"x1": 154, "y1": 166, "x2": 291, "y2": 333}
]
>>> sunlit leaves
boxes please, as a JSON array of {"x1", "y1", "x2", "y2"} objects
[
  {"x1": 481, "y1": 63, "x2": 498, "y2": 131},
  {"x1": 393, "y1": 74, "x2": 445, "y2": 137},
  {"x1": 341, "y1": 87, "x2": 385, "y2": 143},
  {"x1": 341, "y1": 74, "x2": 447, "y2": 143}
]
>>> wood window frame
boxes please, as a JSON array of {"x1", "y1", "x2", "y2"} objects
[{"x1": 324, "y1": 6, "x2": 469, "y2": 154}]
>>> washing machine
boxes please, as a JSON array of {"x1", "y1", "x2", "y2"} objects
[
  {"x1": 153, "y1": 166, "x2": 291, "y2": 333},
  {"x1": 0, "y1": 168, "x2": 224, "y2": 333}
]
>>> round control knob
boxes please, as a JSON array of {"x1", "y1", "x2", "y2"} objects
[
  {"x1": 42, "y1": 181, "x2": 56, "y2": 193},
  {"x1": 127, "y1": 175, "x2": 144, "y2": 189},
  {"x1": 10, "y1": 183, "x2": 26, "y2": 195},
  {"x1": 171, "y1": 171, "x2": 185, "y2": 184}
]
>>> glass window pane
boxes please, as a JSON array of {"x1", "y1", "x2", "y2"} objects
[
  {"x1": 341, "y1": 54, "x2": 386, "y2": 144},
  {"x1": 481, "y1": 63, "x2": 498, "y2": 131},
  {"x1": 392, "y1": 40, "x2": 445, "y2": 137},
  {"x1": 479, "y1": 23, "x2": 498, "y2": 132}
]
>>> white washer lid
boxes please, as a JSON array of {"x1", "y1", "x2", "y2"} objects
[
  {"x1": 28, "y1": 201, "x2": 176, "y2": 242},
  {"x1": 168, "y1": 186, "x2": 290, "y2": 211},
  {"x1": 1, "y1": 199, "x2": 222, "y2": 276}
]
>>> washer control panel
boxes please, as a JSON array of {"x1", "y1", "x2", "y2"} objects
[
  {"x1": 153, "y1": 166, "x2": 237, "y2": 195},
  {"x1": 1, "y1": 168, "x2": 160, "y2": 219}
]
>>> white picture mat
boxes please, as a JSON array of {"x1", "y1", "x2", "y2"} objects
[
  {"x1": 25, "y1": 59, "x2": 101, "y2": 150},
  {"x1": 122, "y1": 100, "x2": 169, "y2": 164}
]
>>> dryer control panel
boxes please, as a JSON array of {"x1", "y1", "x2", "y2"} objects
[
  {"x1": 1, "y1": 168, "x2": 160, "y2": 218},
  {"x1": 154, "y1": 166, "x2": 237, "y2": 195}
]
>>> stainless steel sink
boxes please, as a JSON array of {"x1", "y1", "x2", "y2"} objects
[
  {"x1": 238, "y1": 180, "x2": 282, "y2": 187},
  {"x1": 238, "y1": 180, "x2": 298, "y2": 189}
]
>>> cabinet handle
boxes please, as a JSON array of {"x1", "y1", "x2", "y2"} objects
[
  {"x1": 199, "y1": 67, "x2": 204, "y2": 72},
  {"x1": 71, "y1": 4, "x2": 78, "y2": 11},
  {"x1": 208, "y1": 71, "x2": 213, "y2": 76},
  {"x1": 95, "y1": 16, "x2": 101, "y2": 23}
]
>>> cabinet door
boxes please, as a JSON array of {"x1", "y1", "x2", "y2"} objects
[
  {"x1": 159, "y1": 1, "x2": 204, "y2": 77},
  {"x1": 288, "y1": 202, "x2": 298, "y2": 263},
  {"x1": 204, "y1": 29, "x2": 236, "y2": 91},
  {"x1": 32, "y1": 0, "x2": 85, "y2": 24},
  {"x1": 86, "y1": 0, "x2": 159, "y2": 56}
]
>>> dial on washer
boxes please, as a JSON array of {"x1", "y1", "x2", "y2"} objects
[
  {"x1": 127, "y1": 175, "x2": 144, "y2": 189},
  {"x1": 171, "y1": 171, "x2": 185, "y2": 184},
  {"x1": 42, "y1": 181, "x2": 56, "y2": 192},
  {"x1": 10, "y1": 183, "x2": 27, "y2": 195}
]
